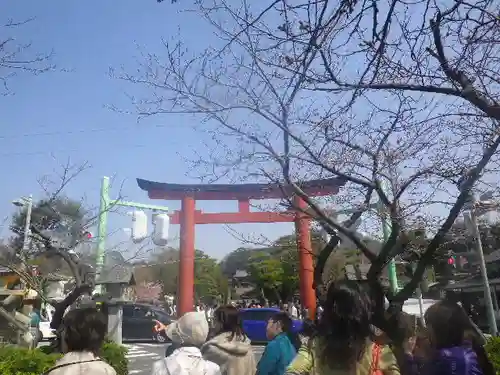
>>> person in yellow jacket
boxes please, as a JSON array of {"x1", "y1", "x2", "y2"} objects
[{"x1": 285, "y1": 281, "x2": 400, "y2": 375}]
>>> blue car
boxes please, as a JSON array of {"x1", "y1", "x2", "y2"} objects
[{"x1": 240, "y1": 307, "x2": 303, "y2": 343}]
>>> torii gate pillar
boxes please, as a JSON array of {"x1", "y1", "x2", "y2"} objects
[
  {"x1": 294, "y1": 196, "x2": 315, "y2": 317},
  {"x1": 179, "y1": 197, "x2": 196, "y2": 317}
]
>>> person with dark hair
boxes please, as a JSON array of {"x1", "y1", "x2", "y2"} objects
[
  {"x1": 201, "y1": 305, "x2": 256, "y2": 375},
  {"x1": 404, "y1": 300, "x2": 491, "y2": 375},
  {"x1": 286, "y1": 280, "x2": 400, "y2": 375},
  {"x1": 256, "y1": 312, "x2": 297, "y2": 375},
  {"x1": 43, "y1": 307, "x2": 116, "y2": 375}
]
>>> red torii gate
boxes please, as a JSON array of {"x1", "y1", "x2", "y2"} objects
[{"x1": 136, "y1": 178, "x2": 345, "y2": 318}]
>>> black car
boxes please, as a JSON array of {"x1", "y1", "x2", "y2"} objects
[{"x1": 122, "y1": 303, "x2": 174, "y2": 343}]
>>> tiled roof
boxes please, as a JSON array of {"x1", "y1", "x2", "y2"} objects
[
  {"x1": 136, "y1": 177, "x2": 346, "y2": 200},
  {"x1": 234, "y1": 270, "x2": 248, "y2": 278}
]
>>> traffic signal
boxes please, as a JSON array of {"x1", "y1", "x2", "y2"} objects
[
  {"x1": 447, "y1": 255, "x2": 460, "y2": 268},
  {"x1": 131, "y1": 210, "x2": 148, "y2": 243},
  {"x1": 152, "y1": 213, "x2": 170, "y2": 246}
]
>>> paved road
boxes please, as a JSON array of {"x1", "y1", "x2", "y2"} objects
[{"x1": 126, "y1": 343, "x2": 266, "y2": 375}]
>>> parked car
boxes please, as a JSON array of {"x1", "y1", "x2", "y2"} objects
[
  {"x1": 240, "y1": 307, "x2": 303, "y2": 343},
  {"x1": 39, "y1": 318, "x2": 56, "y2": 341},
  {"x1": 122, "y1": 303, "x2": 174, "y2": 343}
]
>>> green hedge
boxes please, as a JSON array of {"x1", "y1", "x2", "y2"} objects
[
  {"x1": 0, "y1": 341, "x2": 128, "y2": 375},
  {"x1": 486, "y1": 336, "x2": 500, "y2": 374}
]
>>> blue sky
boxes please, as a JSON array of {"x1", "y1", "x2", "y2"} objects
[{"x1": 0, "y1": 1, "x2": 294, "y2": 260}]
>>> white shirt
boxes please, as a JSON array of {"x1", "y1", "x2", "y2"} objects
[
  {"x1": 289, "y1": 305, "x2": 298, "y2": 318},
  {"x1": 151, "y1": 346, "x2": 221, "y2": 375}
]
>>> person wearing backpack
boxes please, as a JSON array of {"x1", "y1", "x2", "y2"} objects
[{"x1": 285, "y1": 280, "x2": 400, "y2": 375}]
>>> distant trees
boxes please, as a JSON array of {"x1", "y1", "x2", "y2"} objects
[
  {"x1": 136, "y1": 248, "x2": 228, "y2": 303},
  {"x1": 10, "y1": 197, "x2": 88, "y2": 254},
  {"x1": 221, "y1": 247, "x2": 255, "y2": 277},
  {"x1": 223, "y1": 232, "x2": 369, "y2": 304}
]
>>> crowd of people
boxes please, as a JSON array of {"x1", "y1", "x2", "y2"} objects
[
  {"x1": 193, "y1": 298, "x2": 323, "y2": 322},
  {"x1": 40, "y1": 280, "x2": 495, "y2": 375}
]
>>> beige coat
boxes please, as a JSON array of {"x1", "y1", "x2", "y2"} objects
[
  {"x1": 45, "y1": 351, "x2": 117, "y2": 375},
  {"x1": 201, "y1": 333, "x2": 256, "y2": 375}
]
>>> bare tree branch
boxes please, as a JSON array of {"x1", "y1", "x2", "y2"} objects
[
  {"x1": 0, "y1": 17, "x2": 54, "y2": 94},
  {"x1": 133, "y1": 0, "x2": 500, "y2": 339}
]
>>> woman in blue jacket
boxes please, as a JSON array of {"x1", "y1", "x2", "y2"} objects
[{"x1": 257, "y1": 312, "x2": 297, "y2": 375}]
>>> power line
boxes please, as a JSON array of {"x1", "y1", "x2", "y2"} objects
[
  {"x1": 0, "y1": 123, "x2": 179, "y2": 140},
  {"x1": 0, "y1": 143, "x2": 150, "y2": 158},
  {"x1": 0, "y1": 126, "x2": 121, "y2": 139}
]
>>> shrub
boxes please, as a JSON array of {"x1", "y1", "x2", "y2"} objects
[
  {"x1": 37, "y1": 345, "x2": 55, "y2": 355},
  {"x1": 101, "y1": 341, "x2": 129, "y2": 375},
  {"x1": 0, "y1": 345, "x2": 60, "y2": 375},
  {"x1": 0, "y1": 341, "x2": 128, "y2": 375},
  {"x1": 485, "y1": 336, "x2": 500, "y2": 374}
]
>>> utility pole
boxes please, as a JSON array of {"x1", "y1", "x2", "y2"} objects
[
  {"x1": 12, "y1": 194, "x2": 33, "y2": 252},
  {"x1": 95, "y1": 177, "x2": 110, "y2": 293},
  {"x1": 22, "y1": 195, "x2": 33, "y2": 252},
  {"x1": 464, "y1": 197, "x2": 498, "y2": 335}
]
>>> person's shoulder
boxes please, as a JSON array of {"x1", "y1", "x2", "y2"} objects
[
  {"x1": 263, "y1": 336, "x2": 282, "y2": 353},
  {"x1": 151, "y1": 358, "x2": 169, "y2": 375},
  {"x1": 287, "y1": 345, "x2": 313, "y2": 375},
  {"x1": 100, "y1": 361, "x2": 118, "y2": 375},
  {"x1": 278, "y1": 334, "x2": 296, "y2": 354},
  {"x1": 379, "y1": 343, "x2": 396, "y2": 357},
  {"x1": 440, "y1": 345, "x2": 478, "y2": 363},
  {"x1": 204, "y1": 359, "x2": 222, "y2": 375},
  {"x1": 78, "y1": 359, "x2": 117, "y2": 375},
  {"x1": 435, "y1": 346, "x2": 482, "y2": 375},
  {"x1": 274, "y1": 334, "x2": 293, "y2": 347},
  {"x1": 377, "y1": 344, "x2": 399, "y2": 372}
]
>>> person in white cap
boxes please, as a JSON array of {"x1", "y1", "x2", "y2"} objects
[{"x1": 152, "y1": 311, "x2": 221, "y2": 375}]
